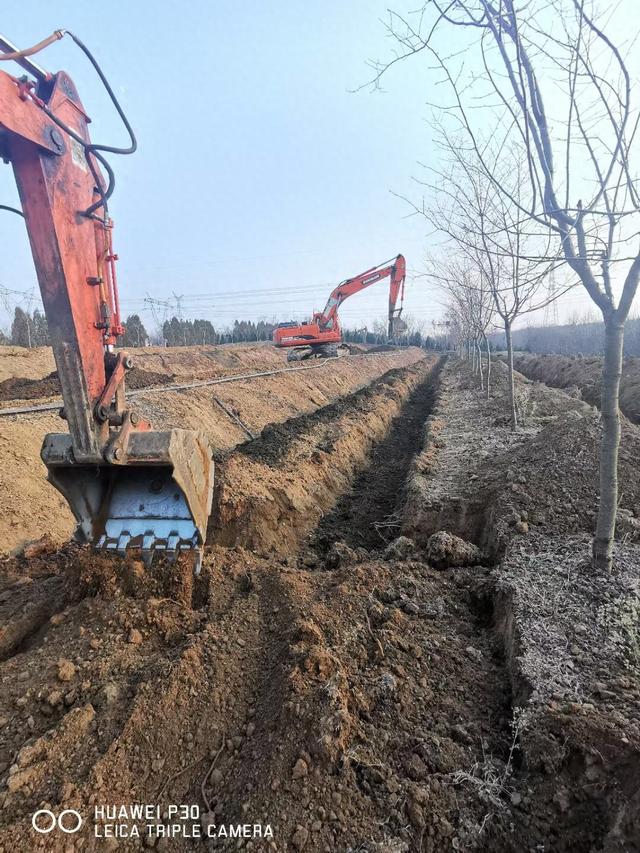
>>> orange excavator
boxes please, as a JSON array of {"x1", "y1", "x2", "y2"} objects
[
  {"x1": 273, "y1": 255, "x2": 407, "y2": 361},
  {"x1": 0, "y1": 32, "x2": 213, "y2": 568}
]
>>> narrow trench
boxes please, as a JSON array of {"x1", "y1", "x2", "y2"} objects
[
  {"x1": 201, "y1": 356, "x2": 616, "y2": 853},
  {"x1": 293, "y1": 357, "x2": 521, "y2": 849},
  {"x1": 308, "y1": 360, "x2": 444, "y2": 556}
]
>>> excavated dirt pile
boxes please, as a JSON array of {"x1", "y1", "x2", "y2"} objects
[
  {"x1": 0, "y1": 368, "x2": 172, "y2": 402},
  {"x1": 509, "y1": 352, "x2": 640, "y2": 425},
  {"x1": 0, "y1": 344, "x2": 424, "y2": 554},
  {"x1": 0, "y1": 351, "x2": 638, "y2": 852}
]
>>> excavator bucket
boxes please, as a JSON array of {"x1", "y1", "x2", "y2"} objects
[
  {"x1": 40, "y1": 429, "x2": 214, "y2": 570},
  {"x1": 390, "y1": 317, "x2": 408, "y2": 336}
]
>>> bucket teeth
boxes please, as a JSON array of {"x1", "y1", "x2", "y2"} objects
[
  {"x1": 166, "y1": 533, "x2": 180, "y2": 563},
  {"x1": 117, "y1": 533, "x2": 131, "y2": 556},
  {"x1": 141, "y1": 533, "x2": 155, "y2": 568}
]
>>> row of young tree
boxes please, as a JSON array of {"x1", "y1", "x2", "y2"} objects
[{"x1": 371, "y1": 0, "x2": 640, "y2": 571}]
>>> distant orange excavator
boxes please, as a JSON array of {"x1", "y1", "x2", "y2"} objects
[{"x1": 273, "y1": 255, "x2": 407, "y2": 361}]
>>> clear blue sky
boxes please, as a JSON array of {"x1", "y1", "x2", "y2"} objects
[{"x1": 0, "y1": 1, "x2": 447, "y2": 335}]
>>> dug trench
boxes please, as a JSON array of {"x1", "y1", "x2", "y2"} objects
[{"x1": 0, "y1": 357, "x2": 637, "y2": 852}]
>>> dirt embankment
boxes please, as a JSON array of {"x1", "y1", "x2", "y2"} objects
[
  {"x1": 0, "y1": 343, "x2": 420, "y2": 404},
  {"x1": 213, "y1": 358, "x2": 440, "y2": 555},
  {"x1": 0, "y1": 342, "x2": 294, "y2": 396},
  {"x1": 509, "y1": 352, "x2": 640, "y2": 424},
  {"x1": 0, "y1": 345, "x2": 424, "y2": 554},
  {"x1": 0, "y1": 355, "x2": 638, "y2": 852},
  {"x1": 0, "y1": 347, "x2": 55, "y2": 384}
]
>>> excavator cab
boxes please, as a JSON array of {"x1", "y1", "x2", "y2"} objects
[{"x1": 0, "y1": 33, "x2": 214, "y2": 569}]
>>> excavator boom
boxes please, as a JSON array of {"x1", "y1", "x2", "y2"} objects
[
  {"x1": 0, "y1": 34, "x2": 214, "y2": 567},
  {"x1": 273, "y1": 255, "x2": 406, "y2": 359}
]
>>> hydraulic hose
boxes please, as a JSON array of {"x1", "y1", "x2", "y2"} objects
[{"x1": 0, "y1": 30, "x2": 64, "y2": 62}]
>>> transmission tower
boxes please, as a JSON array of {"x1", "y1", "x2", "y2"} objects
[
  {"x1": 543, "y1": 269, "x2": 560, "y2": 325},
  {"x1": 144, "y1": 294, "x2": 174, "y2": 332},
  {"x1": 172, "y1": 292, "x2": 185, "y2": 320}
]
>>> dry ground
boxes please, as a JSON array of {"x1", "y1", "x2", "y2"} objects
[{"x1": 0, "y1": 346, "x2": 638, "y2": 852}]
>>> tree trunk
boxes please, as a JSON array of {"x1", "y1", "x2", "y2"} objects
[
  {"x1": 483, "y1": 331, "x2": 491, "y2": 399},
  {"x1": 504, "y1": 320, "x2": 517, "y2": 430},
  {"x1": 592, "y1": 318, "x2": 625, "y2": 572},
  {"x1": 476, "y1": 338, "x2": 484, "y2": 389}
]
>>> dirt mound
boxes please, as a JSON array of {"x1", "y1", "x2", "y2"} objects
[
  {"x1": 0, "y1": 346, "x2": 55, "y2": 383},
  {"x1": 490, "y1": 410, "x2": 640, "y2": 551},
  {"x1": 0, "y1": 412, "x2": 76, "y2": 552},
  {"x1": 511, "y1": 352, "x2": 640, "y2": 424},
  {"x1": 0, "y1": 372, "x2": 61, "y2": 401},
  {"x1": 0, "y1": 347, "x2": 425, "y2": 554},
  {"x1": 0, "y1": 367, "x2": 172, "y2": 402},
  {"x1": 425, "y1": 530, "x2": 481, "y2": 568}
]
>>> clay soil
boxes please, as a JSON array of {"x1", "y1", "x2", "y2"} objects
[{"x1": 0, "y1": 350, "x2": 638, "y2": 852}]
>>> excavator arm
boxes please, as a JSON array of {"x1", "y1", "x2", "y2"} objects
[
  {"x1": 273, "y1": 254, "x2": 406, "y2": 358},
  {"x1": 0, "y1": 33, "x2": 214, "y2": 567},
  {"x1": 318, "y1": 254, "x2": 406, "y2": 337}
]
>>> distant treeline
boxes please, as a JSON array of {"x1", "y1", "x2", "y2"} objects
[
  {"x1": 343, "y1": 327, "x2": 442, "y2": 349},
  {"x1": 0, "y1": 310, "x2": 279, "y2": 349},
  {"x1": 159, "y1": 317, "x2": 277, "y2": 346},
  {"x1": 492, "y1": 316, "x2": 640, "y2": 356},
  {"x1": 3, "y1": 308, "x2": 441, "y2": 350},
  {"x1": 0, "y1": 307, "x2": 50, "y2": 348}
]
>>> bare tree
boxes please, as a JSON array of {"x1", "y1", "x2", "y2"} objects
[
  {"x1": 439, "y1": 259, "x2": 495, "y2": 395},
  {"x1": 371, "y1": 0, "x2": 640, "y2": 570},
  {"x1": 416, "y1": 138, "x2": 563, "y2": 426}
]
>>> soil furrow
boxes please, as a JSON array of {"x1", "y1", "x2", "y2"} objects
[{"x1": 310, "y1": 359, "x2": 444, "y2": 554}]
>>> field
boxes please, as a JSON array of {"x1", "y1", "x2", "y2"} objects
[{"x1": 0, "y1": 344, "x2": 638, "y2": 852}]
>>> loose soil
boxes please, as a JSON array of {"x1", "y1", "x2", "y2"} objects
[
  {"x1": 509, "y1": 351, "x2": 640, "y2": 425},
  {"x1": 309, "y1": 360, "x2": 444, "y2": 554},
  {"x1": 0, "y1": 344, "x2": 424, "y2": 554},
  {"x1": 0, "y1": 353, "x2": 638, "y2": 852},
  {"x1": 0, "y1": 368, "x2": 172, "y2": 402},
  {"x1": 0, "y1": 347, "x2": 55, "y2": 384}
]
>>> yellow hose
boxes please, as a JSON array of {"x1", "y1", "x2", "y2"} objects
[{"x1": 0, "y1": 30, "x2": 65, "y2": 61}]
